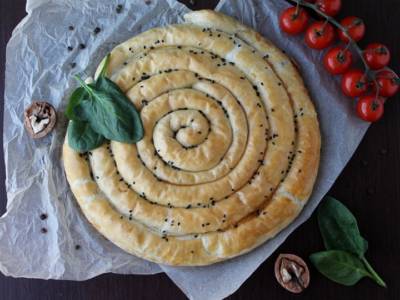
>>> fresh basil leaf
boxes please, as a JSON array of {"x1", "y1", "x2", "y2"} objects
[
  {"x1": 67, "y1": 120, "x2": 105, "y2": 152},
  {"x1": 310, "y1": 250, "x2": 371, "y2": 286},
  {"x1": 318, "y1": 196, "x2": 368, "y2": 258},
  {"x1": 95, "y1": 76, "x2": 143, "y2": 142}
]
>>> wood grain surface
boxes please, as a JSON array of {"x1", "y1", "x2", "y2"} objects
[{"x1": 0, "y1": 0, "x2": 399, "y2": 299}]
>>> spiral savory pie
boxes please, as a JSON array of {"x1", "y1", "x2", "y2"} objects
[{"x1": 63, "y1": 10, "x2": 320, "y2": 266}]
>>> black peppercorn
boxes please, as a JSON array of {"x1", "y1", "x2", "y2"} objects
[
  {"x1": 116, "y1": 4, "x2": 123, "y2": 13},
  {"x1": 40, "y1": 228, "x2": 48, "y2": 234},
  {"x1": 93, "y1": 27, "x2": 101, "y2": 34},
  {"x1": 79, "y1": 43, "x2": 86, "y2": 50},
  {"x1": 40, "y1": 213, "x2": 48, "y2": 220},
  {"x1": 68, "y1": 25, "x2": 74, "y2": 31}
]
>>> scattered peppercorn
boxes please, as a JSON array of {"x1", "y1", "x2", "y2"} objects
[
  {"x1": 70, "y1": 62, "x2": 76, "y2": 68},
  {"x1": 68, "y1": 25, "x2": 74, "y2": 31},
  {"x1": 116, "y1": 4, "x2": 123, "y2": 13},
  {"x1": 40, "y1": 228, "x2": 48, "y2": 234},
  {"x1": 79, "y1": 43, "x2": 86, "y2": 50},
  {"x1": 93, "y1": 27, "x2": 101, "y2": 34},
  {"x1": 40, "y1": 213, "x2": 48, "y2": 220},
  {"x1": 67, "y1": 46, "x2": 73, "y2": 51},
  {"x1": 75, "y1": 245, "x2": 81, "y2": 250}
]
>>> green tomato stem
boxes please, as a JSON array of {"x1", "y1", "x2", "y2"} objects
[
  {"x1": 361, "y1": 256, "x2": 387, "y2": 288},
  {"x1": 290, "y1": 0, "x2": 381, "y2": 95}
]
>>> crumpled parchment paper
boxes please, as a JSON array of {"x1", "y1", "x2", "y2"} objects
[{"x1": 0, "y1": 0, "x2": 369, "y2": 298}]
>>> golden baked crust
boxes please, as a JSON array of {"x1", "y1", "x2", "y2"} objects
[{"x1": 62, "y1": 10, "x2": 321, "y2": 266}]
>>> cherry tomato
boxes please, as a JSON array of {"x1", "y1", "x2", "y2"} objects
[
  {"x1": 315, "y1": 0, "x2": 342, "y2": 16},
  {"x1": 356, "y1": 95, "x2": 384, "y2": 122},
  {"x1": 323, "y1": 47, "x2": 353, "y2": 75},
  {"x1": 338, "y1": 16, "x2": 366, "y2": 42},
  {"x1": 363, "y1": 43, "x2": 391, "y2": 70},
  {"x1": 305, "y1": 22, "x2": 336, "y2": 50},
  {"x1": 373, "y1": 70, "x2": 400, "y2": 97},
  {"x1": 341, "y1": 69, "x2": 369, "y2": 97},
  {"x1": 279, "y1": 7, "x2": 310, "y2": 35}
]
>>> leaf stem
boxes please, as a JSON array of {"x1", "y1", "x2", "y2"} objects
[
  {"x1": 361, "y1": 256, "x2": 387, "y2": 288},
  {"x1": 74, "y1": 75, "x2": 94, "y2": 94},
  {"x1": 99, "y1": 53, "x2": 111, "y2": 77}
]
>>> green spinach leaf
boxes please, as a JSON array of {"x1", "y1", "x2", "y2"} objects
[
  {"x1": 67, "y1": 120, "x2": 105, "y2": 152},
  {"x1": 314, "y1": 197, "x2": 387, "y2": 288},
  {"x1": 310, "y1": 250, "x2": 371, "y2": 286},
  {"x1": 318, "y1": 196, "x2": 368, "y2": 258},
  {"x1": 95, "y1": 76, "x2": 143, "y2": 141},
  {"x1": 74, "y1": 75, "x2": 143, "y2": 143},
  {"x1": 65, "y1": 87, "x2": 87, "y2": 121}
]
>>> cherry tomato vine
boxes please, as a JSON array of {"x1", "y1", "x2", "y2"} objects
[{"x1": 279, "y1": 0, "x2": 399, "y2": 122}]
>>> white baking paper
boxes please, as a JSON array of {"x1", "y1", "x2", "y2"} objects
[{"x1": 0, "y1": 0, "x2": 369, "y2": 298}]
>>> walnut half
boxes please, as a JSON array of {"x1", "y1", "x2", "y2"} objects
[
  {"x1": 24, "y1": 101, "x2": 57, "y2": 139},
  {"x1": 274, "y1": 253, "x2": 310, "y2": 293}
]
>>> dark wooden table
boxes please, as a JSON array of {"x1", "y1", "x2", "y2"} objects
[{"x1": 1, "y1": 0, "x2": 399, "y2": 299}]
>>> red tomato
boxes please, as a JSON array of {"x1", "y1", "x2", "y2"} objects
[
  {"x1": 279, "y1": 7, "x2": 310, "y2": 35},
  {"x1": 374, "y1": 70, "x2": 400, "y2": 97},
  {"x1": 356, "y1": 95, "x2": 384, "y2": 122},
  {"x1": 305, "y1": 22, "x2": 336, "y2": 50},
  {"x1": 323, "y1": 47, "x2": 353, "y2": 75},
  {"x1": 338, "y1": 16, "x2": 366, "y2": 42},
  {"x1": 363, "y1": 43, "x2": 391, "y2": 70},
  {"x1": 341, "y1": 69, "x2": 369, "y2": 97},
  {"x1": 315, "y1": 0, "x2": 342, "y2": 16}
]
